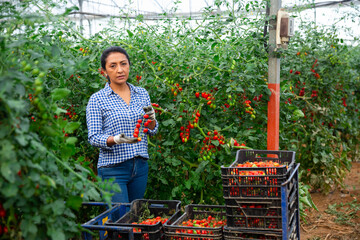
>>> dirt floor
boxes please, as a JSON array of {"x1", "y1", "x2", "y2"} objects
[{"x1": 300, "y1": 161, "x2": 360, "y2": 240}]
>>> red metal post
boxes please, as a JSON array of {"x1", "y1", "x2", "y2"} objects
[
  {"x1": 267, "y1": 0, "x2": 281, "y2": 151},
  {"x1": 267, "y1": 83, "x2": 280, "y2": 150}
]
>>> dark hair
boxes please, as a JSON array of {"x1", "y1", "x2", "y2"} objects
[{"x1": 100, "y1": 46, "x2": 131, "y2": 70}]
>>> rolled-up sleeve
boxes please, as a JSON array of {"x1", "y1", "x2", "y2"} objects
[
  {"x1": 86, "y1": 95, "x2": 112, "y2": 150},
  {"x1": 147, "y1": 120, "x2": 159, "y2": 136}
]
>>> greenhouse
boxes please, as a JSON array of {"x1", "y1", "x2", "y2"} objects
[{"x1": 0, "y1": 0, "x2": 359, "y2": 239}]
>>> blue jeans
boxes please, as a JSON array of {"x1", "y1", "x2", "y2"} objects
[{"x1": 97, "y1": 157, "x2": 149, "y2": 204}]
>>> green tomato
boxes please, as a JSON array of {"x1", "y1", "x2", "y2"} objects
[
  {"x1": 32, "y1": 68, "x2": 40, "y2": 75},
  {"x1": 35, "y1": 86, "x2": 43, "y2": 94},
  {"x1": 23, "y1": 64, "x2": 32, "y2": 71},
  {"x1": 38, "y1": 72, "x2": 46, "y2": 78},
  {"x1": 35, "y1": 78, "x2": 43, "y2": 86}
]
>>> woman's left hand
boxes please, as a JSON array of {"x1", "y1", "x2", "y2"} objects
[{"x1": 143, "y1": 105, "x2": 156, "y2": 121}]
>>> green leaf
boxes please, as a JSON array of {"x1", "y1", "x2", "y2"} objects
[
  {"x1": 48, "y1": 227, "x2": 65, "y2": 240},
  {"x1": 41, "y1": 174, "x2": 56, "y2": 188},
  {"x1": 66, "y1": 137, "x2": 78, "y2": 145},
  {"x1": 64, "y1": 122, "x2": 81, "y2": 133},
  {"x1": 66, "y1": 195, "x2": 83, "y2": 210},
  {"x1": 127, "y1": 30, "x2": 134, "y2": 37},
  {"x1": 196, "y1": 161, "x2": 208, "y2": 173},
  {"x1": 179, "y1": 103, "x2": 185, "y2": 113},
  {"x1": 248, "y1": 87, "x2": 255, "y2": 93},
  {"x1": 163, "y1": 140, "x2": 174, "y2": 146},
  {"x1": 248, "y1": 136, "x2": 258, "y2": 141},
  {"x1": 1, "y1": 183, "x2": 18, "y2": 197},
  {"x1": 1, "y1": 161, "x2": 20, "y2": 183},
  {"x1": 20, "y1": 218, "x2": 38, "y2": 235},
  {"x1": 62, "y1": 6, "x2": 79, "y2": 16},
  {"x1": 54, "y1": 107, "x2": 67, "y2": 115},
  {"x1": 159, "y1": 176, "x2": 169, "y2": 184},
  {"x1": 51, "y1": 45, "x2": 61, "y2": 58},
  {"x1": 7, "y1": 100, "x2": 25, "y2": 113},
  {"x1": 42, "y1": 126, "x2": 58, "y2": 137},
  {"x1": 0, "y1": 140, "x2": 16, "y2": 161},
  {"x1": 162, "y1": 119, "x2": 175, "y2": 127},
  {"x1": 87, "y1": 187, "x2": 101, "y2": 201},
  {"x1": 51, "y1": 88, "x2": 71, "y2": 101},
  {"x1": 8, "y1": 39, "x2": 27, "y2": 48},
  {"x1": 52, "y1": 199, "x2": 66, "y2": 215},
  {"x1": 90, "y1": 82, "x2": 99, "y2": 88},
  {"x1": 292, "y1": 109, "x2": 305, "y2": 120},
  {"x1": 185, "y1": 180, "x2": 192, "y2": 189},
  {"x1": 23, "y1": 186, "x2": 35, "y2": 198},
  {"x1": 195, "y1": 37, "x2": 203, "y2": 43},
  {"x1": 171, "y1": 158, "x2": 181, "y2": 166},
  {"x1": 235, "y1": 86, "x2": 244, "y2": 92},
  {"x1": 214, "y1": 55, "x2": 219, "y2": 62}
]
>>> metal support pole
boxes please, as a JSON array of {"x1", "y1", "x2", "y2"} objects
[
  {"x1": 78, "y1": 0, "x2": 84, "y2": 35},
  {"x1": 267, "y1": 0, "x2": 281, "y2": 151}
]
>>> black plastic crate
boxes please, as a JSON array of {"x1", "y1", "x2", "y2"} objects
[
  {"x1": 164, "y1": 204, "x2": 227, "y2": 240},
  {"x1": 224, "y1": 164, "x2": 301, "y2": 239},
  {"x1": 223, "y1": 214, "x2": 299, "y2": 240},
  {"x1": 225, "y1": 172, "x2": 298, "y2": 231},
  {"x1": 221, "y1": 150, "x2": 296, "y2": 199},
  {"x1": 106, "y1": 199, "x2": 181, "y2": 240},
  {"x1": 81, "y1": 203, "x2": 133, "y2": 240},
  {"x1": 223, "y1": 227, "x2": 283, "y2": 240}
]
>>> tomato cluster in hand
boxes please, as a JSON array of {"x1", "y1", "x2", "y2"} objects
[{"x1": 133, "y1": 116, "x2": 152, "y2": 141}]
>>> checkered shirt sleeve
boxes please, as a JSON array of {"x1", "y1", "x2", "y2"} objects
[{"x1": 86, "y1": 83, "x2": 158, "y2": 168}]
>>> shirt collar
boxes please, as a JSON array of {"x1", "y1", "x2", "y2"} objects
[{"x1": 104, "y1": 82, "x2": 140, "y2": 96}]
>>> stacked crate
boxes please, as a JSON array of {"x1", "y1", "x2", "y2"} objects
[{"x1": 221, "y1": 149, "x2": 300, "y2": 240}]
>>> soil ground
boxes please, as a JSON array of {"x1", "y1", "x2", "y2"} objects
[{"x1": 300, "y1": 161, "x2": 360, "y2": 240}]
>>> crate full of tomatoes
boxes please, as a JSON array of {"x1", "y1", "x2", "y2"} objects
[
  {"x1": 224, "y1": 174, "x2": 298, "y2": 232},
  {"x1": 164, "y1": 204, "x2": 227, "y2": 240},
  {"x1": 106, "y1": 199, "x2": 181, "y2": 240},
  {"x1": 221, "y1": 150, "x2": 296, "y2": 199}
]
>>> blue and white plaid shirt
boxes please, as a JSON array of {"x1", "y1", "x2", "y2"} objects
[{"x1": 86, "y1": 82, "x2": 158, "y2": 168}]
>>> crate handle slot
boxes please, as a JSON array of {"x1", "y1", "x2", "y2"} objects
[{"x1": 281, "y1": 163, "x2": 299, "y2": 186}]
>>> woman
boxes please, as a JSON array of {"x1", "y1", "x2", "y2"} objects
[{"x1": 86, "y1": 46, "x2": 158, "y2": 203}]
